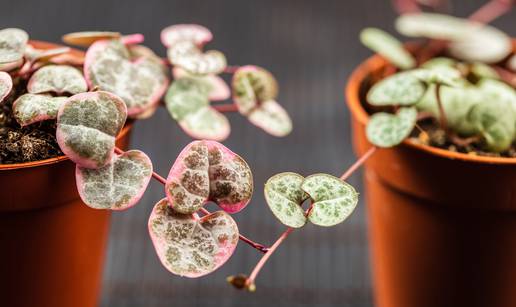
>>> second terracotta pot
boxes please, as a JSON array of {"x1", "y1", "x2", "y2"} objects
[{"x1": 346, "y1": 51, "x2": 516, "y2": 307}]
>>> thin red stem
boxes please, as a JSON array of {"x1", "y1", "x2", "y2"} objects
[
  {"x1": 391, "y1": 0, "x2": 421, "y2": 14},
  {"x1": 244, "y1": 146, "x2": 378, "y2": 288},
  {"x1": 212, "y1": 103, "x2": 239, "y2": 113},
  {"x1": 224, "y1": 65, "x2": 240, "y2": 74},
  {"x1": 469, "y1": 0, "x2": 513, "y2": 24},
  {"x1": 114, "y1": 147, "x2": 268, "y2": 253}
]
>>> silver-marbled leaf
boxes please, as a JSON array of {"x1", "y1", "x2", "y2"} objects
[
  {"x1": 148, "y1": 198, "x2": 239, "y2": 277},
  {"x1": 84, "y1": 40, "x2": 169, "y2": 116},
  {"x1": 56, "y1": 91, "x2": 127, "y2": 169},
  {"x1": 165, "y1": 140, "x2": 253, "y2": 214},
  {"x1": 165, "y1": 77, "x2": 230, "y2": 141},
  {"x1": 412, "y1": 66, "x2": 462, "y2": 87},
  {"x1": 173, "y1": 67, "x2": 230, "y2": 101},
  {"x1": 161, "y1": 24, "x2": 213, "y2": 48},
  {"x1": 76, "y1": 150, "x2": 152, "y2": 210},
  {"x1": 360, "y1": 27, "x2": 415, "y2": 70},
  {"x1": 0, "y1": 28, "x2": 28, "y2": 64},
  {"x1": 264, "y1": 172, "x2": 308, "y2": 228},
  {"x1": 302, "y1": 174, "x2": 359, "y2": 227},
  {"x1": 28, "y1": 65, "x2": 87, "y2": 95},
  {"x1": 248, "y1": 100, "x2": 292, "y2": 137},
  {"x1": 366, "y1": 107, "x2": 417, "y2": 148},
  {"x1": 0, "y1": 71, "x2": 12, "y2": 103},
  {"x1": 367, "y1": 71, "x2": 425, "y2": 106},
  {"x1": 167, "y1": 40, "x2": 226, "y2": 75},
  {"x1": 13, "y1": 94, "x2": 67, "y2": 126}
]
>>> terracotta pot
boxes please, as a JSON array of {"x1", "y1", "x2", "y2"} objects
[
  {"x1": 346, "y1": 51, "x2": 516, "y2": 307},
  {"x1": 0, "y1": 41, "x2": 134, "y2": 307}
]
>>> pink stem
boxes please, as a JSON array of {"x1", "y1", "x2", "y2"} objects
[
  {"x1": 391, "y1": 0, "x2": 421, "y2": 14},
  {"x1": 121, "y1": 33, "x2": 145, "y2": 45},
  {"x1": 469, "y1": 0, "x2": 513, "y2": 24},
  {"x1": 212, "y1": 103, "x2": 239, "y2": 113},
  {"x1": 244, "y1": 146, "x2": 378, "y2": 288},
  {"x1": 115, "y1": 146, "x2": 268, "y2": 253},
  {"x1": 224, "y1": 66, "x2": 240, "y2": 74}
]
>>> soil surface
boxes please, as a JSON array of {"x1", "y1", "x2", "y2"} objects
[{"x1": 0, "y1": 78, "x2": 62, "y2": 164}]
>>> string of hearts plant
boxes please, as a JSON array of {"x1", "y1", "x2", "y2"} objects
[{"x1": 0, "y1": 0, "x2": 514, "y2": 294}]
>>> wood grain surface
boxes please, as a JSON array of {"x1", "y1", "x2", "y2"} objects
[{"x1": 1, "y1": 0, "x2": 514, "y2": 306}]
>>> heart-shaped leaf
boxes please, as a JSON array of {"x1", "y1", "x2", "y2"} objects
[
  {"x1": 301, "y1": 174, "x2": 359, "y2": 227},
  {"x1": 76, "y1": 150, "x2": 152, "y2": 210},
  {"x1": 0, "y1": 28, "x2": 28, "y2": 64},
  {"x1": 470, "y1": 63, "x2": 499, "y2": 80},
  {"x1": 366, "y1": 107, "x2": 417, "y2": 148},
  {"x1": 232, "y1": 65, "x2": 278, "y2": 115},
  {"x1": 395, "y1": 13, "x2": 511, "y2": 63},
  {"x1": 62, "y1": 31, "x2": 121, "y2": 47},
  {"x1": 0, "y1": 58, "x2": 23, "y2": 72},
  {"x1": 264, "y1": 172, "x2": 308, "y2": 228},
  {"x1": 13, "y1": 94, "x2": 67, "y2": 126},
  {"x1": 367, "y1": 71, "x2": 425, "y2": 106},
  {"x1": 412, "y1": 67, "x2": 462, "y2": 87},
  {"x1": 360, "y1": 27, "x2": 415, "y2": 70},
  {"x1": 166, "y1": 140, "x2": 253, "y2": 214},
  {"x1": 0, "y1": 71, "x2": 12, "y2": 103},
  {"x1": 248, "y1": 100, "x2": 292, "y2": 137},
  {"x1": 84, "y1": 40, "x2": 169, "y2": 116},
  {"x1": 167, "y1": 40, "x2": 227, "y2": 75},
  {"x1": 28, "y1": 65, "x2": 88, "y2": 95},
  {"x1": 173, "y1": 67, "x2": 230, "y2": 101},
  {"x1": 421, "y1": 57, "x2": 457, "y2": 70},
  {"x1": 56, "y1": 91, "x2": 127, "y2": 169},
  {"x1": 148, "y1": 198, "x2": 239, "y2": 277},
  {"x1": 165, "y1": 77, "x2": 230, "y2": 141},
  {"x1": 161, "y1": 24, "x2": 213, "y2": 48}
]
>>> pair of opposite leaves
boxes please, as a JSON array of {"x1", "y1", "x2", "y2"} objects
[
  {"x1": 56, "y1": 90, "x2": 253, "y2": 277},
  {"x1": 162, "y1": 24, "x2": 292, "y2": 140}
]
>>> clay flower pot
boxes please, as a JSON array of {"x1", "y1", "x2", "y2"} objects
[
  {"x1": 0, "y1": 41, "x2": 134, "y2": 307},
  {"x1": 346, "y1": 46, "x2": 516, "y2": 307}
]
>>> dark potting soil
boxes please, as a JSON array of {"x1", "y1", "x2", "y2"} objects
[{"x1": 0, "y1": 78, "x2": 62, "y2": 164}]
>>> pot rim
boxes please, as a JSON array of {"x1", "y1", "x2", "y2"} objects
[
  {"x1": 345, "y1": 49, "x2": 516, "y2": 165},
  {"x1": 0, "y1": 39, "x2": 135, "y2": 171}
]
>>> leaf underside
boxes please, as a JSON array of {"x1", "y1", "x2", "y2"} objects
[{"x1": 360, "y1": 27, "x2": 415, "y2": 70}]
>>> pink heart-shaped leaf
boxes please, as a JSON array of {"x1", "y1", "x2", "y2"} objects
[
  {"x1": 56, "y1": 91, "x2": 127, "y2": 169},
  {"x1": 0, "y1": 28, "x2": 28, "y2": 64},
  {"x1": 84, "y1": 39, "x2": 169, "y2": 117},
  {"x1": 28, "y1": 65, "x2": 88, "y2": 95},
  {"x1": 160, "y1": 24, "x2": 213, "y2": 48},
  {"x1": 76, "y1": 150, "x2": 152, "y2": 210},
  {"x1": 148, "y1": 198, "x2": 239, "y2": 277},
  {"x1": 165, "y1": 140, "x2": 253, "y2": 214},
  {"x1": 0, "y1": 71, "x2": 13, "y2": 103},
  {"x1": 173, "y1": 67, "x2": 230, "y2": 101},
  {"x1": 13, "y1": 94, "x2": 67, "y2": 126}
]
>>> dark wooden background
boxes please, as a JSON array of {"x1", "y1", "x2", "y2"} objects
[{"x1": 1, "y1": 0, "x2": 514, "y2": 306}]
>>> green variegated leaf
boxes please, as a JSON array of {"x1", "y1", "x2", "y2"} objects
[
  {"x1": 0, "y1": 28, "x2": 28, "y2": 64},
  {"x1": 28, "y1": 65, "x2": 88, "y2": 95},
  {"x1": 367, "y1": 71, "x2": 425, "y2": 106},
  {"x1": 264, "y1": 172, "x2": 308, "y2": 228},
  {"x1": 76, "y1": 150, "x2": 152, "y2": 210},
  {"x1": 366, "y1": 107, "x2": 417, "y2": 148},
  {"x1": 13, "y1": 94, "x2": 67, "y2": 126},
  {"x1": 360, "y1": 27, "x2": 415, "y2": 70},
  {"x1": 468, "y1": 99, "x2": 515, "y2": 152},
  {"x1": 165, "y1": 77, "x2": 230, "y2": 141},
  {"x1": 149, "y1": 199, "x2": 239, "y2": 278},
  {"x1": 301, "y1": 174, "x2": 358, "y2": 227},
  {"x1": 248, "y1": 100, "x2": 292, "y2": 137},
  {"x1": 412, "y1": 67, "x2": 462, "y2": 87},
  {"x1": 232, "y1": 65, "x2": 279, "y2": 115},
  {"x1": 421, "y1": 57, "x2": 457, "y2": 69},
  {"x1": 470, "y1": 63, "x2": 499, "y2": 80}
]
